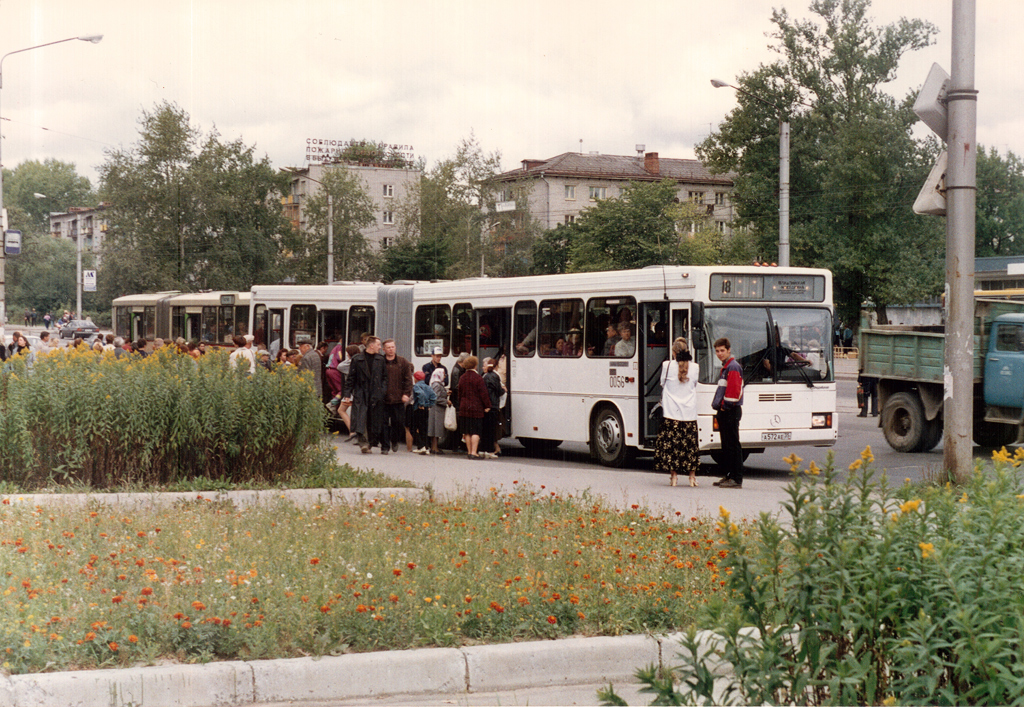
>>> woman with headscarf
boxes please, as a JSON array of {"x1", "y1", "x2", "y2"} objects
[
  {"x1": 654, "y1": 337, "x2": 700, "y2": 487},
  {"x1": 426, "y1": 367, "x2": 449, "y2": 455},
  {"x1": 456, "y1": 355, "x2": 490, "y2": 459}
]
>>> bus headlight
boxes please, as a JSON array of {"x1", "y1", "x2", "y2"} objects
[{"x1": 811, "y1": 413, "x2": 833, "y2": 429}]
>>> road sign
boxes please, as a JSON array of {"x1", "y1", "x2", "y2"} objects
[
  {"x1": 83, "y1": 269, "x2": 97, "y2": 292},
  {"x1": 4, "y1": 230, "x2": 22, "y2": 256}
]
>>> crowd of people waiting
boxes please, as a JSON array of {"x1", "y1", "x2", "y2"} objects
[{"x1": 323, "y1": 335, "x2": 507, "y2": 460}]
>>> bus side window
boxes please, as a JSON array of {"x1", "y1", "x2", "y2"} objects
[
  {"x1": 514, "y1": 301, "x2": 537, "y2": 357},
  {"x1": 586, "y1": 296, "x2": 637, "y2": 357}
]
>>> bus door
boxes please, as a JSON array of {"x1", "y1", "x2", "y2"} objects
[
  {"x1": 319, "y1": 309, "x2": 347, "y2": 351},
  {"x1": 475, "y1": 307, "x2": 512, "y2": 433},
  {"x1": 640, "y1": 301, "x2": 671, "y2": 447}
]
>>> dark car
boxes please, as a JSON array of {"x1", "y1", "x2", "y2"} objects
[{"x1": 58, "y1": 320, "x2": 100, "y2": 340}]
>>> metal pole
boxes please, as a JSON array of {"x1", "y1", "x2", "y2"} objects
[
  {"x1": 943, "y1": 0, "x2": 977, "y2": 477},
  {"x1": 326, "y1": 193, "x2": 334, "y2": 284},
  {"x1": 76, "y1": 230, "x2": 82, "y2": 318},
  {"x1": 779, "y1": 120, "x2": 790, "y2": 267}
]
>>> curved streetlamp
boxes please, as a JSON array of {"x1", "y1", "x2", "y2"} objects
[
  {"x1": 711, "y1": 78, "x2": 790, "y2": 267},
  {"x1": 0, "y1": 34, "x2": 102, "y2": 323}
]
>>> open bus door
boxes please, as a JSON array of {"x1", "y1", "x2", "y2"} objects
[
  {"x1": 474, "y1": 307, "x2": 512, "y2": 436},
  {"x1": 639, "y1": 303, "x2": 691, "y2": 449}
]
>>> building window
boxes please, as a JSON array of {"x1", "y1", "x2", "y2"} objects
[
  {"x1": 716, "y1": 221, "x2": 726, "y2": 234},
  {"x1": 688, "y1": 191, "x2": 705, "y2": 204},
  {"x1": 589, "y1": 186, "x2": 606, "y2": 201},
  {"x1": 715, "y1": 192, "x2": 726, "y2": 206},
  {"x1": 383, "y1": 184, "x2": 394, "y2": 198},
  {"x1": 565, "y1": 185, "x2": 576, "y2": 200},
  {"x1": 381, "y1": 236, "x2": 395, "y2": 249},
  {"x1": 564, "y1": 215, "x2": 576, "y2": 225},
  {"x1": 382, "y1": 211, "x2": 394, "y2": 225}
]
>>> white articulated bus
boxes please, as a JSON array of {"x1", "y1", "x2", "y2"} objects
[
  {"x1": 395, "y1": 266, "x2": 837, "y2": 467},
  {"x1": 248, "y1": 283, "x2": 381, "y2": 358},
  {"x1": 112, "y1": 291, "x2": 250, "y2": 346},
  {"x1": 234, "y1": 267, "x2": 836, "y2": 467}
]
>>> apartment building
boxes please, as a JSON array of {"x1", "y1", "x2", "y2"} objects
[
  {"x1": 283, "y1": 162, "x2": 421, "y2": 251},
  {"x1": 48, "y1": 203, "x2": 111, "y2": 265},
  {"x1": 490, "y1": 150, "x2": 735, "y2": 233}
]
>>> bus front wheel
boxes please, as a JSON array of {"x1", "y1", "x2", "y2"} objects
[{"x1": 591, "y1": 406, "x2": 632, "y2": 468}]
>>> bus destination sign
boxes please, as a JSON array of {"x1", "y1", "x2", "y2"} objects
[{"x1": 710, "y1": 274, "x2": 825, "y2": 302}]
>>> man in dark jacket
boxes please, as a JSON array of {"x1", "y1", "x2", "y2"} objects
[
  {"x1": 342, "y1": 336, "x2": 388, "y2": 454},
  {"x1": 381, "y1": 339, "x2": 413, "y2": 454}
]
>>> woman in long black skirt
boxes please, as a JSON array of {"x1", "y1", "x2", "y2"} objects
[{"x1": 654, "y1": 338, "x2": 700, "y2": 486}]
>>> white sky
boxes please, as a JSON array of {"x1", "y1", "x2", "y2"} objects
[{"x1": 0, "y1": 0, "x2": 1020, "y2": 189}]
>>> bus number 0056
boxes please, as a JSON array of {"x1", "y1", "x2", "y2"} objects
[{"x1": 609, "y1": 375, "x2": 626, "y2": 388}]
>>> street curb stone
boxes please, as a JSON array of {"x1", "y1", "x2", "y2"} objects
[{"x1": 0, "y1": 488, "x2": 428, "y2": 510}]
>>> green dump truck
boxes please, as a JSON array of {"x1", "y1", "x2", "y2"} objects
[{"x1": 859, "y1": 298, "x2": 1024, "y2": 452}]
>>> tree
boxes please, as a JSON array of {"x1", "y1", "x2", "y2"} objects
[
  {"x1": 97, "y1": 101, "x2": 294, "y2": 301},
  {"x1": 567, "y1": 180, "x2": 685, "y2": 272},
  {"x1": 384, "y1": 135, "x2": 504, "y2": 282},
  {"x1": 2, "y1": 159, "x2": 94, "y2": 231},
  {"x1": 5, "y1": 232, "x2": 83, "y2": 316},
  {"x1": 975, "y1": 146, "x2": 1024, "y2": 257},
  {"x1": 696, "y1": 0, "x2": 944, "y2": 324},
  {"x1": 294, "y1": 167, "x2": 377, "y2": 283}
]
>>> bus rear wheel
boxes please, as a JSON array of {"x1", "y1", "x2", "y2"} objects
[{"x1": 591, "y1": 406, "x2": 632, "y2": 468}]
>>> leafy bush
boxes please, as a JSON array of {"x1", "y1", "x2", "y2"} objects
[
  {"x1": 646, "y1": 449, "x2": 1024, "y2": 706},
  {"x1": 0, "y1": 346, "x2": 327, "y2": 488}
]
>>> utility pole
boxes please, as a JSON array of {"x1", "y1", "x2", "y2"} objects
[{"x1": 943, "y1": 0, "x2": 977, "y2": 476}]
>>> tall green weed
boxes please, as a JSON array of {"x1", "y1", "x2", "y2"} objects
[
  {"x1": 644, "y1": 449, "x2": 1024, "y2": 706},
  {"x1": 0, "y1": 347, "x2": 326, "y2": 488}
]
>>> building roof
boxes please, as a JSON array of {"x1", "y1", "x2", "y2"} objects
[
  {"x1": 976, "y1": 255, "x2": 1024, "y2": 274},
  {"x1": 492, "y1": 152, "x2": 734, "y2": 186}
]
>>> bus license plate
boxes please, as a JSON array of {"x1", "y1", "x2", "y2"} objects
[{"x1": 761, "y1": 431, "x2": 792, "y2": 442}]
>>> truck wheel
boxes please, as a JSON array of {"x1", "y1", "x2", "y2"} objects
[
  {"x1": 920, "y1": 417, "x2": 943, "y2": 452},
  {"x1": 882, "y1": 392, "x2": 927, "y2": 453},
  {"x1": 590, "y1": 406, "x2": 632, "y2": 468},
  {"x1": 972, "y1": 420, "x2": 1018, "y2": 449}
]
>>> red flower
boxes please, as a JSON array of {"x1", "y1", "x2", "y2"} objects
[
  {"x1": 393, "y1": 569, "x2": 402, "y2": 577},
  {"x1": 309, "y1": 557, "x2": 320, "y2": 565},
  {"x1": 547, "y1": 616, "x2": 557, "y2": 625},
  {"x1": 140, "y1": 587, "x2": 153, "y2": 596}
]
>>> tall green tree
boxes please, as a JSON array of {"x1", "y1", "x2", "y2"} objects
[
  {"x1": 384, "y1": 135, "x2": 503, "y2": 282},
  {"x1": 975, "y1": 146, "x2": 1024, "y2": 257},
  {"x1": 295, "y1": 167, "x2": 377, "y2": 283},
  {"x1": 696, "y1": 0, "x2": 944, "y2": 324},
  {"x1": 2, "y1": 159, "x2": 94, "y2": 232},
  {"x1": 97, "y1": 101, "x2": 294, "y2": 301}
]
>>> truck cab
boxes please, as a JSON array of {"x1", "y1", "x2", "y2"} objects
[{"x1": 982, "y1": 313, "x2": 1024, "y2": 430}]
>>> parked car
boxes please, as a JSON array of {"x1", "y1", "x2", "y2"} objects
[{"x1": 58, "y1": 320, "x2": 100, "y2": 340}]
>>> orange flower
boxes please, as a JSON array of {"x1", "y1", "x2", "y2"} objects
[
  {"x1": 109, "y1": 642, "x2": 119, "y2": 652},
  {"x1": 181, "y1": 621, "x2": 192, "y2": 629},
  {"x1": 320, "y1": 605, "x2": 331, "y2": 614},
  {"x1": 356, "y1": 604, "x2": 368, "y2": 613},
  {"x1": 112, "y1": 595, "x2": 123, "y2": 604},
  {"x1": 547, "y1": 616, "x2": 557, "y2": 624},
  {"x1": 84, "y1": 632, "x2": 96, "y2": 641},
  {"x1": 128, "y1": 635, "x2": 139, "y2": 644},
  {"x1": 173, "y1": 612, "x2": 185, "y2": 620},
  {"x1": 191, "y1": 601, "x2": 206, "y2": 612},
  {"x1": 407, "y1": 562, "x2": 416, "y2": 569},
  {"x1": 140, "y1": 587, "x2": 153, "y2": 596},
  {"x1": 309, "y1": 557, "x2": 320, "y2": 565},
  {"x1": 393, "y1": 569, "x2": 402, "y2": 577}
]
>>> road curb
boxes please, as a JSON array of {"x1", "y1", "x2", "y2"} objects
[
  {"x1": 1, "y1": 633, "x2": 731, "y2": 706},
  {"x1": 0, "y1": 488, "x2": 428, "y2": 510}
]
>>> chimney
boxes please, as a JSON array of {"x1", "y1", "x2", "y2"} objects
[{"x1": 644, "y1": 152, "x2": 660, "y2": 175}]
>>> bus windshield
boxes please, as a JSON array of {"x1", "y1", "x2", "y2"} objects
[{"x1": 699, "y1": 306, "x2": 833, "y2": 384}]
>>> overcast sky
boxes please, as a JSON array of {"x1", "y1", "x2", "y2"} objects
[{"x1": 0, "y1": 0, "x2": 1020, "y2": 190}]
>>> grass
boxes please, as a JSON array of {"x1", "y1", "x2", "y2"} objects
[{"x1": 0, "y1": 481, "x2": 728, "y2": 674}]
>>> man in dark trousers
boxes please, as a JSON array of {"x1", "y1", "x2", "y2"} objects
[
  {"x1": 711, "y1": 337, "x2": 745, "y2": 489},
  {"x1": 381, "y1": 338, "x2": 413, "y2": 454},
  {"x1": 342, "y1": 336, "x2": 388, "y2": 454}
]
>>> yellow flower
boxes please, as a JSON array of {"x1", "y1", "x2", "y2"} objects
[
  {"x1": 919, "y1": 542, "x2": 934, "y2": 559},
  {"x1": 899, "y1": 499, "x2": 922, "y2": 514},
  {"x1": 960, "y1": 492, "x2": 969, "y2": 504},
  {"x1": 992, "y1": 447, "x2": 1012, "y2": 463},
  {"x1": 883, "y1": 696, "x2": 897, "y2": 706},
  {"x1": 719, "y1": 506, "x2": 730, "y2": 521},
  {"x1": 806, "y1": 461, "x2": 821, "y2": 476},
  {"x1": 860, "y1": 445, "x2": 874, "y2": 463},
  {"x1": 783, "y1": 453, "x2": 802, "y2": 471},
  {"x1": 848, "y1": 459, "x2": 862, "y2": 471}
]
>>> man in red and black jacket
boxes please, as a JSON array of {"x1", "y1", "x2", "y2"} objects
[{"x1": 711, "y1": 337, "x2": 745, "y2": 489}]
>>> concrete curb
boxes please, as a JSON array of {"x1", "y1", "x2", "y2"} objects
[
  {"x1": 1, "y1": 633, "x2": 729, "y2": 707},
  {"x1": 0, "y1": 487, "x2": 428, "y2": 510}
]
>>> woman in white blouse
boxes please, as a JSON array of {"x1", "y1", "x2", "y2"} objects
[{"x1": 654, "y1": 337, "x2": 700, "y2": 487}]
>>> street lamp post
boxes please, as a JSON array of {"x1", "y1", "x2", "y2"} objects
[
  {"x1": 0, "y1": 34, "x2": 102, "y2": 324},
  {"x1": 711, "y1": 79, "x2": 790, "y2": 267}
]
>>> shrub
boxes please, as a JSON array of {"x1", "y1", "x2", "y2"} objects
[
  {"x1": 637, "y1": 449, "x2": 1024, "y2": 706},
  {"x1": 0, "y1": 346, "x2": 327, "y2": 488}
]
